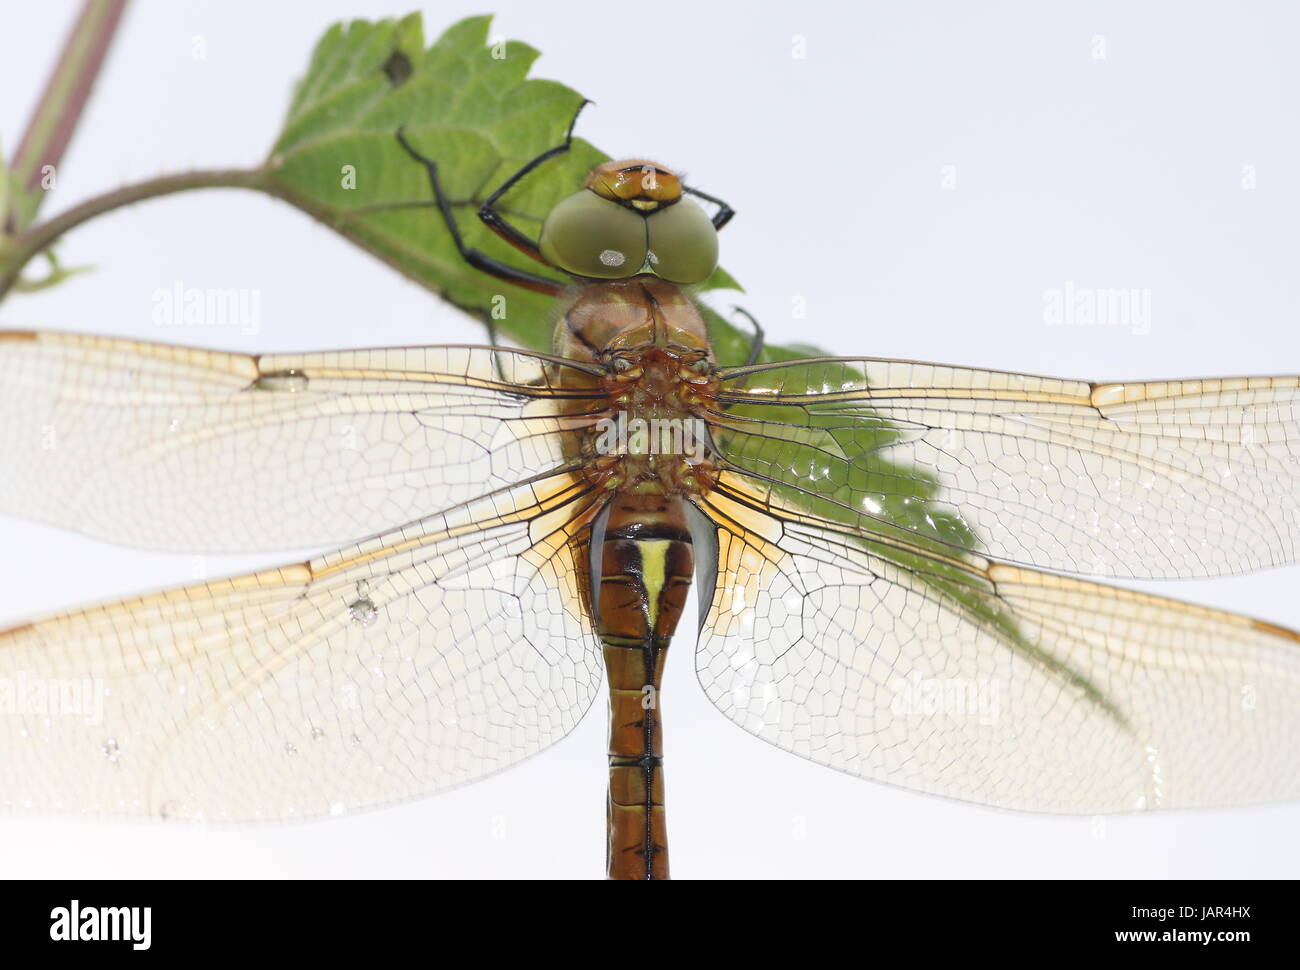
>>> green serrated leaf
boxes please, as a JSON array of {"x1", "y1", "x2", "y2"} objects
[
  {"x1": 710, "y1": 353, "x2": 1122, "y2": 724},
  {"x1": 266, "y1": 14, "x2": 679, "y2": 350}
]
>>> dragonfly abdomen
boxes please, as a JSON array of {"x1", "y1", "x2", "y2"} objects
[{"x1": 595, "y1": 493, "x2": 693, "y2": 880}]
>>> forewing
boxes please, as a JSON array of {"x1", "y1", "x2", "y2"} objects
[
  {"x1": 694, "y1": 476, "x2": 1300, "y2": 813},
  {"x1": 712, "y1": 357, "x2": 1300, "y2": 579},
  {"x1": 0, "y1": 331, "x2": 602, "y2": 552},
  {"x1": 0, "y1": 475, "x2": 604, "y2": 821}
]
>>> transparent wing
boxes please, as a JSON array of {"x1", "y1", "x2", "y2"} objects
[
  {"x1": 0, "y1": 475, "x2": 604, "y2": 821},
  {"x1": 694, "y1": 475, "x2": 1300, "y2": 813},
  {"x1": 711, "y1": 357, "x2": 1300, "y2": 579},
  {"x1": 0, "y1": 331, "x2": 603, "y2": 552}
]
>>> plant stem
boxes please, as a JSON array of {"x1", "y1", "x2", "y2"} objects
[
  {"x1": 0, "y1": 167, "x2": 269, "y2": 301},
  {"x1": 7, "y1": 0, "x2": 130, "y2": 233}
]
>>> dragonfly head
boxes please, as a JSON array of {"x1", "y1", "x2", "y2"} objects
[{"x1": 538, "y1": 160, "x2": 718, "y2": 284}]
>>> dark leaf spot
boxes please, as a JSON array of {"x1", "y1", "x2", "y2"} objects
[{"x1": 382, "y1": 50, "x2": 412, "y2": 86}]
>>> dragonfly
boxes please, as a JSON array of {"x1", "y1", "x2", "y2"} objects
[{"x1": 2, "y1": 106, "x2": 1299, "y2": 880}]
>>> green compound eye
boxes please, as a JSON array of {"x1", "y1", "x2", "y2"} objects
[
  {"x1": 539, "y1": 191, "x2": 648, "y2": 278},
  {"x1": 644, "y1": 199, "x2": 718, "y2": 284}
]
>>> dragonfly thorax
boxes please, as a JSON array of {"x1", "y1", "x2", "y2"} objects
[{"x1": 584, "y1": 347, "x2": 720, "y2": 497}]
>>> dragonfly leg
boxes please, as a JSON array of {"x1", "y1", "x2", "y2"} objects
[
  {"x1": 730, "y1": 305, "x2": 766, "y2": 365},
  {"x1": 683, "y1": 184, "x2": 736, "y2": 231},
  {"x1": 477, "y1": 99, "x2": 592, "y2": 263},
  {"x1": 394, "y1": 127, "x2": 565, "y2": 297},
  {"x1": 480, "y1": 308, "x2": 511, "y2": 382},
  {"x1": 440, "y1": 296, "x2": 517, "y2": 382}
]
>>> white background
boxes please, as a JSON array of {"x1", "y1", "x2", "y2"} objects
[{"x1": 1, "y1": 0, "x2": 1298, "y2": 878}]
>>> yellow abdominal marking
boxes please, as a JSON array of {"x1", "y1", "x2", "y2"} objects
[{"x1": 637, "y1": 540, "x2": 671, "y2": 630}]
